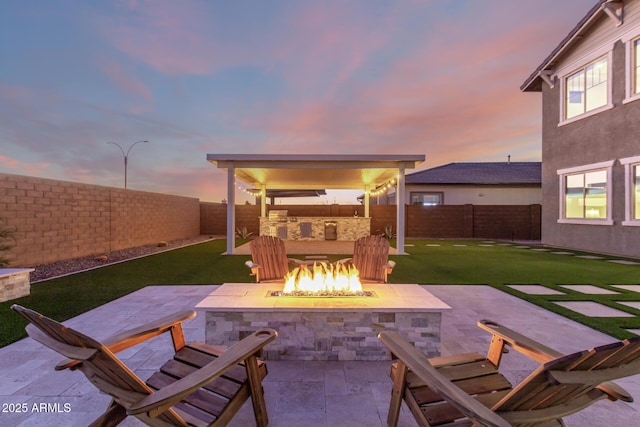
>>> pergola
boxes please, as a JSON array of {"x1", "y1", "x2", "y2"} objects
[{"x1": 207, "y1": 154, "x2": 425, "y2": 255}]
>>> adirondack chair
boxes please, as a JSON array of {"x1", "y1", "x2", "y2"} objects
[
  {"x1": 245, "y1": 235, "x2": 304, "y2": 282},
  {"x1": 12, "y1": 304, "x2": 278, "y2": 427},
  {"x1": 379, "y1": 319, "x2": 640, "y2": 427},
  {"x1": 339, "y1": 235, "x2": 395, "y2": 282}
]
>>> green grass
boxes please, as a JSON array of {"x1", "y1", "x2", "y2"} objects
[{"x1": 2, "y1": 238, "x2": 640, "y2": 347}]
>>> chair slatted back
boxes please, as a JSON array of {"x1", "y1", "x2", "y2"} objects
[
  {"x1": 494, "y1": 336, "x2": 640, "y2": 421},
  {"x1": 12, "y1": 305, "x2": 187, "y2": 426},
  {"x1": 352, "y1": 235, "x2": 389, "y2": 282},
  {"x1": 250, "y1": 236, "x2": 290, "y2": 281}
]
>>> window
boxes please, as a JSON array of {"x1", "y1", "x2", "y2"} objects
[
  {"x1": 624, "y1": 34, "x2": 640, "y2": 103},
  {"x1": 410, "y1": 192, "x2": 443, "y2": 206},
  {"x1": 621, "y1": 156, "x2": 640, "y2": 225},
  {"x1": 565, "y1": 56, "x2": 608, "y2": 120},
  {"x1": 634, "y1": 39, "x2": 640, "y2": 94},
  {"x1": 557, "y1": 160, "x2": 614, "y2": 225}
]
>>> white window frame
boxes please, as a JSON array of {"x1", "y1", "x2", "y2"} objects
[
  {"x1": 622, "y1": 26, "x2": 640, "y2": 104},
  {"x1": 557, "y1": 46, "x2": 614, "y2": 126},
  {"x1": 621, "y1": 155, "x2": 640, "y2": 226},
  {"x1": 557, "y1": 160, "x2": 615, "y2": 225}
]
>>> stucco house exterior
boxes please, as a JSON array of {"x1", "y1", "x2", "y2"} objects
[
  {"x1": 522, "y1": 0, "x2": 640, "y2": 257},
  {"x1": 376, "y1": 162, "x2": 541, "y2": 206}
]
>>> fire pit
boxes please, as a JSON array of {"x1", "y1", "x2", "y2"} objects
[
  {"x1": 196, "y1": 282, "x2": 451, "y2": 361},
  {"x1": 274, "y1": 262, "x2": 371, "y2": 297}
]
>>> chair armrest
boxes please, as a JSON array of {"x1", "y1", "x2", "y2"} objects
[
  {"x1": 128, "y1": 328, "x2": 278, "y2": 418},
  {"x1": 385, "y1": 260, "x2": 396, "y2": 270},
  {"x1": 477, "y1": 319, "x2": 563, "y2": 364},
  {"x1": 378, "y1": 331, "x2": 511, "y2": 427},
  {"x1": 56, "y1": 310, "x2": 196, "y2": 370}
]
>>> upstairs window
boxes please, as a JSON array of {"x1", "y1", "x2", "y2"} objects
[
  {"x1": 565, "y1": 56, "x2": 608, "y2": 120},
  {"x1": 634, "y1": 39, "x2": 640, "y2": 94},
  {"x1": 557, "y1": 160, "x2": 614, "y2": 225}
]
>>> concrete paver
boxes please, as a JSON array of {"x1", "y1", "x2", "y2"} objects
[{"x1": 1, "y1": 285, "x2": 638, "y2": 426}]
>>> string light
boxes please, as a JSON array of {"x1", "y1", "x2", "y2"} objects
[
  {"x1": 366, "y1": 176, "x2": 399, "y2": 196},
  {"x1": 234, "y1": 176, "x2": 265, "y2": 196}
]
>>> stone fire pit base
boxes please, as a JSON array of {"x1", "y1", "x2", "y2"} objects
[{"x1": 196, "y1": 283, "x2": 451, "y2": 361}]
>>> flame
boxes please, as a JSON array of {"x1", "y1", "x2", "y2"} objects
[{"x1": 283, "y1": 262, "x2": 363, "y2": 294}]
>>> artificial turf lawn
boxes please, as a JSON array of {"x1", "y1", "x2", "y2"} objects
[{"x1": 1, "y1": 238, "x2": 639, "y2": 347}]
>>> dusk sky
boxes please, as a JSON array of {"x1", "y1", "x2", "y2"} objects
[{"x1": 1, "y1": 0, "x2": 594, "y2": 204}]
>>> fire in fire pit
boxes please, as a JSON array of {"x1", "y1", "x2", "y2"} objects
[{"x1": 275, "y1": 262, "x2": 371, "y2": 296}]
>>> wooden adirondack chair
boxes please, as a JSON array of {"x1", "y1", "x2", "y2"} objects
[
  {"x1": 12, "y1": 304, "x2": 278, "y2": 427},
  {"x1": 339, "y1": 235, "x2": 395, "y2": 283},
  {"x1": 379, "y1": 319, "x2": 640, "y2": 427},
  {"x1": 245, "y1": 236, "x2": 304, "y2": 282}
]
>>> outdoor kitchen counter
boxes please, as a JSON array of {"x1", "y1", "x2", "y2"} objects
[{"x1": 259, "y1": 216, "x2": 370, "y2": 241}]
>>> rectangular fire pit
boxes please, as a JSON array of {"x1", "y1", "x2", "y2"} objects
[{"x1": 196, "y1": 283, "x2": 451, "y2": 361}]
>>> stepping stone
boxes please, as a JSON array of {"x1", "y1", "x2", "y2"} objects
[
  {"x1": 453, "y1": 244, "x2": 467, "y2": 247},
  {"x1": 425, "y1": 244, "x2": 441, "y2": 247},
  {"x1": 626, "y1": 329, "x2": 640, "y2": 336},
  {"x1": 575, "y1": 255, "x2": 603, "y2": 260},
  {"x1": 559, "y1": 285, "x2": 619, "y2": 295},
  {"x1": 618, "y1": 301, "x2": 640, "y2": 310},
  {"x1": 612, "y1": 285, "x2": 640, "y2": 293},
  {"x1": 497, "y1": 243, "x2": 511, "y2": 246},
  {"x1": 530, "y1": 248, "x2": 550, "y2": 252},
  {"x1": 482, "y1": 241, "x2": 495, "y2": 244},
  {"x1": 551, "y1": 251, "x2": 574, "y2": 255},
  {"x1": 404, "y1": 244, "x2": 414, "y2": 247},
  {"x1": 607, "y1": 260, "x2": 640, "y2": 265},
  {"x1": 507, "y1": 285, "x2": 565, "y2": 295},
  {"x1": 514, "y1": 246, "x2": 529, "y2": 249},
  {"x1": 478, "y1": 244, "x2": 494, "y2": 247},
  {"x1": 553, "y1": 301, "x2": 635, "y2": 317}
]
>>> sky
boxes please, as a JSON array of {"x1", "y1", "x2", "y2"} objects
[{"x1": 0, "y1": 0, "x2": 595, "y2": 204}]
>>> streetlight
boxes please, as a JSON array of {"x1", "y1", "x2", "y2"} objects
[{"x1": 107, "y1": 140, "x2": 149, "y2": 189}]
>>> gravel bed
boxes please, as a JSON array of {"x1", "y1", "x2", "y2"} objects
[{"x1": 30, "y1": 235, "x2": 216, "y2": 282}]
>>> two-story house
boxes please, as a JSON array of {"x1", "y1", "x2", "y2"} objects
[{"x1": 522, "y1": 0, "x2": 640, "y2": 257}]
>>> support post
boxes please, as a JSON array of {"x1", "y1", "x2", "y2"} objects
[
  {"x1": 396, "y1": 166, "x2": 406, "y2": 254},
  {"x1": 364, "y1": 185, "x2": 370, "y2": 218},
  {"x1": 260, "y1": 184, "x2": 266, "y2": 218},
  {"x1": 226, "y1": 167, "x2": 236, "y2": 255}
]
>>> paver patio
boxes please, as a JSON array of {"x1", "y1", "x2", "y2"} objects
[{"x1": 1, "y1": 284, "x2": 639, "y2": 426}]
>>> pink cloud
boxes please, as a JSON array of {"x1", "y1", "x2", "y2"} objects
[
  {"x1": 101, "y1": 59, "x2": 153, "y2": 103},
  {"x1": 0, "y1": 155, "x2": 51, "y2": 175}
]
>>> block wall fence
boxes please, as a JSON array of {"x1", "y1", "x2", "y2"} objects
[
  {"x1": 0, "y1": 173, "x2": 200, "y2": 267},
  {"x1": 0, "y1": 172, "x2": 540, "y2": 267}
]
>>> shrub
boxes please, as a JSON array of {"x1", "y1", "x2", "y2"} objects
[{"x1": 0, "y1": 216, "x2": 16, "y2": 267}]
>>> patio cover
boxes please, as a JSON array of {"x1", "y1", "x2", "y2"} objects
[{"x1": 207, "y1": 154, "x2": 425, "y2": 254}]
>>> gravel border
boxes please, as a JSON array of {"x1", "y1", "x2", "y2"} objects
[{"x1": 30, "y1": 235, "x2": 217, "y2": 283}]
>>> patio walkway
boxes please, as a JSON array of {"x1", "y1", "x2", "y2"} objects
[
  {"x1": 234, "y1": 239, "x2": 399, "y2": 255},
  {"x1": 1, "y1": 285, "x2": 639, "y2": 426}
]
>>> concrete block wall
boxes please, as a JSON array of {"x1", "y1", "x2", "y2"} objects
[{"x1": 0, "y1": 173, "x2": 200, "y2": 267}]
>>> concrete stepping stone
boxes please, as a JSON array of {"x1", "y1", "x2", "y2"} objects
[
  {"x1": 453, "y1": 244, "x2": 467, "y2": 247},
  {"x1": 554, "y1": 301, "x2": 635, "y2": 317},
  {"x1": 507, "y1": 285, "x2": 565, "y2": 295},
  {"x1": 612, "y1": 285, "x2": 640, "y2": 293},
  {"x1": 575, "y1": 255, "x2": 603, "y2": 260},
  {"x1": 404, "y1": 244, "x2": 415, "y2": 247},
  {"x1": 497, "y1": 243, "x2": 512, "y2": 246},
  {"x1": 426, "y1": 244, "x2": 441, "y2": 247},
  {"x1": 559, "y1": 285, "x2": 619, "y2": 294},
  {"x1": 514, "y1": 246, "x2": 529, "y2": 249},
  {"x1": 478, "y1": 244, "x2": 494, "y2": 247},
  {"x1": 626, "y1": 329, "x2": 640, "y2": 336},
  {"x1": 607, "y1": 260, "x2": 640, "y2": 265},
  {"x1": 530, "y1": 248, "x2": 550, "y2": 252},
  {"x1": 551, "y1": 251, "x2": 574, "y2": 255},
  {"x1": 618, "y1": 301, "x2": 640, "y2": 310}
]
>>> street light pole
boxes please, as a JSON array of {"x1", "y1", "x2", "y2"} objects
[{"x1": 107, "y1": 140, "x2": 149, "y2": 189}]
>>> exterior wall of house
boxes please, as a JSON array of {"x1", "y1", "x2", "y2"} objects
[
  {"x1": 540, "y1": 2, "x2": 640, "y2": 257},
  {"x1": 0, "y1": 173, "x2": 201, "y2": 267},
  {"x1": 405, "y1": 184, "x2": 541, "y2": 205}
]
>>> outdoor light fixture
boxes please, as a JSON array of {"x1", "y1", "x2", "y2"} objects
[{"x1": 107, "y1": 140, "x2": 149, "y2": 189}]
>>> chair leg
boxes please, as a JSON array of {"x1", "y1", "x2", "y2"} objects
[
  {"x1": 388, "y1": 361, "x2": 408, "y2": 427},
  {"x1": 89, "y1": 399, "x2": 127, "y2": 427},
  {"x1": 246, "y1": 355, "x2": 269, "y2": 427}
]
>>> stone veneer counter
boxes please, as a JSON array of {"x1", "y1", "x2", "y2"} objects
[
  {"x1": 196, "y1": 283, "x2": 451, "y2": 361},
  {"x1": 259, "y1": 216, "x2": 370, "y2": 241}
]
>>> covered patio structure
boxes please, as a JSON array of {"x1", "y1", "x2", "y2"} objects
[{"x1": 206, "y1": 154, "x2": 425, "y2": 255}]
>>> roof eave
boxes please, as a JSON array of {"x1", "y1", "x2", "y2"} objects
[{"x1": 521, "y1": 0, "x2": 609, "y2": 92}]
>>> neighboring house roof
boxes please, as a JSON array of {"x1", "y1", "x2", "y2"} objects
[
  {"x1": 521, "y1": 0, "x2": 616, "y2": 92},
  {"x1": 406, "y1": 162, "x2": 541, "y2": 185}
]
